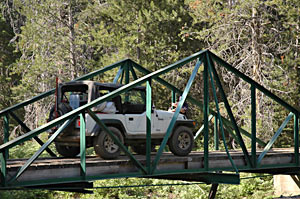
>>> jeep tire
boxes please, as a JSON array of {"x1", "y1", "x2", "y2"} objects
[
  {"x1": 94, "y1": 126, "x2": 124, "y2": 159},
  {"x1": 55, "y1": 143, "x2": 80, "y2": 157},
  {"x1": 168, "y1": 126, "x2": 193, "y2": 156}
]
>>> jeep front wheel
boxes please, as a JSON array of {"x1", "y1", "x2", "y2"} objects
[
  {"x1": 94, "y1": 127, "x2": 124, "y2": 159},
  {"x1": 168, "y1": 126, "x2": 194, "y2": 156}
]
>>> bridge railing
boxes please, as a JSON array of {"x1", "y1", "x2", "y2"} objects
[{"x1": 0, "y1": 49, "x2": 298, "y2": 188}]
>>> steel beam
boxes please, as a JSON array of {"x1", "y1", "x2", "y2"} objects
[
  {"x1": 0, "y1": 59, "x2": 128, "y2": 118},
  {"x1": 257, "y1": 112, "x2": 294, "y2": 165},
  {"x1": 9, "y1": 111, "x2": 56, "y2": 157},
  {"x1": 208, "y1": 53, "x2": 252, "y2": 168},
  {"x1": 151, "y1": 58, "x2": 203, "y2": 174},
  {"x1": 194, "y1": 115, "x2": 214, "y2": 140},
  {"x1": 7, "y1": 118, "x2": 75, "y2": 184},
  {"x1": 294, "y1": 114, "x2": 299, "y2": 166},
  {"x1": 214, "y1": 116, "x2": 219, "y2": 150},
  {"x1": 206, "y1": 53, "x2": 238, "y2": 173},
  {"x1": 80, "y1": 113, "x2": 86, "y2": 178},
  {"x1": 86, "y1": 109, "x2": 147, "y2": 174},
  {"x1": 131, "y1": 61, "x2": 266, "y2": 147},
  {"x1": 209, "y1": 51, "x2": 299, "y2": 115},
  {"x1": 203, "y1": 57, "x2": 209, "y2": 170},
  {"x1": 113, "y1": 66, "x2": 124, "y2": 83},
  {"x1": 146, "y1": 80, "x2": 152, "y2": 174}
]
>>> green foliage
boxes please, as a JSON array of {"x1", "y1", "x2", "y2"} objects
[{"x1": 1, "y1": 0, "x2": 300, "y2": 198}]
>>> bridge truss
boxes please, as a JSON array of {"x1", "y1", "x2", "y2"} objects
[{"x1": 0, "y1": 50, "x2": 300, "y2": 196}]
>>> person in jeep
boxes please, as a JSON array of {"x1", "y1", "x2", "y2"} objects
[{"x1": 168, "y1": 96, "x2": 188, "y2": 115}]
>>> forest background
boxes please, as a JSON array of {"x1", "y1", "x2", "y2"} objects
[{"x1": 0, "y1": 0, "x2": 299, "y2": 198}]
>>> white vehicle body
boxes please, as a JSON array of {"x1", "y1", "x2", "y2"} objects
[
  {"x1": 85, "y1": 110, "x2": 188, "y2": 138},
  {"x1": 49, "y1": 81, "x2": 195, "y2": 159}
]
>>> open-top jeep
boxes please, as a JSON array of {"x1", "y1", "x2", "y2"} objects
[{"x1": 48, "y1": 81, "x2": 195, "y2": 159}]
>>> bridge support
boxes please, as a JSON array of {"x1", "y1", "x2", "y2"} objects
[{"x1": 209, "y1": 184, "x2": 219, "y2": 199}]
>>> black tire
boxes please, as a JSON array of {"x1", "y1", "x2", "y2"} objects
[
  {"x1": 49, "y1": 103, "x2": 77, "y2": 157},
  {"x1": 168, "y1": 126, "x2": 194, "y2": 156},
  {"x1": 93, "y1": 126, "x2": 124, "y2": 159},
  {"x1": 55, "y1": 143, "x2": 80, "y2": 157},
  {"x1": 131, "y1": 144, "x2": 155, "y2": 155},
  {"x1": 48, "y1": 103, "x2": 73, "y2": 121}
]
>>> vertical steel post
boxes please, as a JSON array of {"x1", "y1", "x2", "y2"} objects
[
  {"x1": 113, "y1": 66, "x2": 124, "y2": 84},
  {"x1": 172, "y1": 89, "x2": 176, "y2": 104},
  {"x1": 251, "y1": 84, "x2": 256, "y2": 168},
  {"x1": 209, "y1": 53, "x2": 252, "y2": 168},
  {"x1": 294, "y1": 113, "x2": 299, "y2": 166},
  {"x1": 214, "y1": 116, "x2": 219, "y2": 150},
  {"x1": 146, "y1": 79, "x2": 152, "y2": 174},
  {"x1": 1, "y1": 114, "x2": 9, "y2": 186},
  {"x1": 125, "y1": 62, "x2": 130, "y2": 102},
  {"x1": 151, "y1": 58, "x2": 203, "y2": 174},
  {"x1": 80, "y1": 113, "x2": 86, "y2": 178},
  {"x1": 203, "y1": 57, "x2": 209, "y2": 170}
]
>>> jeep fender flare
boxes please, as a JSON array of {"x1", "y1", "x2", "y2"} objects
[
  {"x1": 91, "y1": 119, "x2": 127, "y2": 137},
  {"x1": 173, "y1": 120, "x2": 195, "y2": 134}
]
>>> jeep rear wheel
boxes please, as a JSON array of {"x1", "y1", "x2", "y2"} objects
[
  {"x1": 94, "y1": 127, "x2": 124, "y2": 159},
  {"x1": 168, "y1": 126, "x2": 194, "y2": 156},
  {"x1": 55, "y1": 143, "x2": 80, "y2": 157}
]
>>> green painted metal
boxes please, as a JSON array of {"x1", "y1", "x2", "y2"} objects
[
  {"x1": 0, "y1": 153, "x2": 6, "y2": 186},
  {"x1": 113, "y1": 66, "x2": 124, "y2": 83},
  {"x1": 8, "y1": 172, "x2": 143, "y2": 188},
  {"x1": 80, "y1": 113, "x2": 86, "y2": 177},
  {"x1": 9, "y1": 111, "x2": 56, "y2": 157},
  {"x1": 1, "y1": 115, "x2": 8, "y2": 186},
  {"x1": 157, "y1": 173, "x2": 240, "y2": 185},
  {"x1": 203, "y1": 58, "x2": 209, "y2": 170},
  {"x1": 129, "y1": 65, "x2": 146, "y2": 102},
  {"x1": 131, "y1": 61, "x2": 266, "y2": 147},
  {"x1": 222, "y1": 118, "x2": 265, "y2": 147},
  {"x1": 222, "y1": 124, "x2": 239, "y2": 145},
  {"x1": 86, "y1": 109, "x2": 147, "y2": 174},
  {"x1": 208, "y1": 53, "x2": 253, "y2": 168},
  {"x1": 151, "y1": 58, "x2": 203, "y2": 174},
  {"x1": 257, "y1": 112, "x2": 294, "y2": 166},
  {"x1": 120, "y1": 68, "x2": 125, "y2": 84},
  {"x1": 209, "y1": 51, "x2": 299, "y2": 115},
  {"x1": 251, "y1": 84, "x2": 257, "y2": 168},
  {"x1": 129, "y1": 64, "x2": 138, "y2": 80},
  {"x1": 125, "y1": 62, "x2": 130, "y2": 102},
  {"x1": 194, "y1": 114, "x2": 214, "y2": 139},
  {"x1": 206, "y1": 55, "x2": 238, "y2": 173},
  {"x1": 1, "y1": 50, "x2": 205, "y2": 152},
  {"x1": 172, "y1": 89, "x2": 176, "y2": 104},
  {"x1": 146, "y1": 80, "x2": 152, "y2": 174},
  {"x1": 0, "y1": 59, "x2": 127, "y2": 118},
  {"x1": 7, "y1": 118, "x2": 75, "y2": 185},
  {"x1": 1, "y1": 49, "x2": 300, "y2": 189},
  {"x1": 214, "y1": 116, "x2": 219, "y2": 150},
  {"x1": 294, "y1": 114, "x2": 299, "y2": 166}
]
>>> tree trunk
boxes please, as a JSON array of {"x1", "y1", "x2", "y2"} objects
[{"x1": 69, "y1": 0, "x2": 76, "y2": 80}]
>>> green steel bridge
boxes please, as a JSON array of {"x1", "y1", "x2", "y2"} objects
[{"x1": 1, "y1": 50, "x2": 300, "y2": 197}]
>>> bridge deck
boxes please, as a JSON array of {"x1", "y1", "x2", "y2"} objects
[{"x1": 2, "y1": 148, "x2": 299, "y2": 187}]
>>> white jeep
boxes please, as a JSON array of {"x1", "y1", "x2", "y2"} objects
[{"x1": 48, "y1": 81, "x2": 195, "y2": 159}]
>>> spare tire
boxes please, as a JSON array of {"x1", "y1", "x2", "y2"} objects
[
  {"x1": 48, "y1": 103, "x2": 73, "y2": 122},
  {"x1": 48, "y1": 103, "x2": 79, "y2": 157}
]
